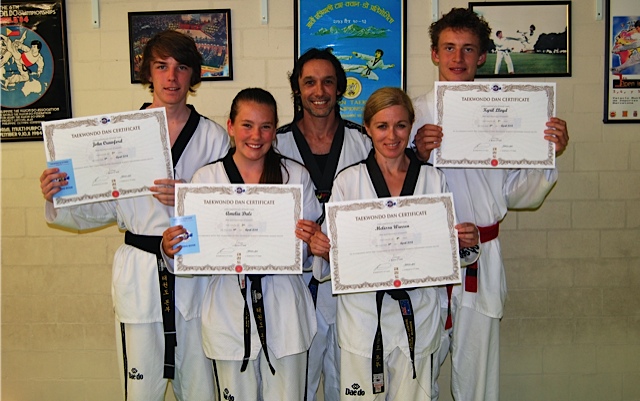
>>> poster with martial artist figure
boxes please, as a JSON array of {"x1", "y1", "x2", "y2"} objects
[
  {"x1": 1, "y1": 0, "x2": 72, "y2": 142},
  {"x1": 604, "y1": 0, "x2": 640, "y2": 123},
  {"x1": 295, "y1": 0, "x2": 406, "y2": 122}
]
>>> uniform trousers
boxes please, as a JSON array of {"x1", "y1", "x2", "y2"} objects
[
  {"x1": 495, "y1": 51, "x2": 514, "y2": 74},
  {"x1": 116, "y1": 313, "x2": 215, "y2": 401},
  {"x1": 214, "y1": 350, "x2": 307, "y2": 401},
  {"x1": 340, "y1": 348, "x2": 432, "y2": 401},
  {"x1": 307, "y1": 308, "x2": 341, "y2": 401},
  {"x1": 432, "y1": 295, "x2": 500, "y2": 401}
]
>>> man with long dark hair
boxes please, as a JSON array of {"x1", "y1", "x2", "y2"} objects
[{"x1": 276, "y1": 48, "x2": 372, "y2": 401}]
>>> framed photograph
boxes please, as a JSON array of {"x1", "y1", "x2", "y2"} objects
[
  {"x1": 603, "y1": 0, "x2": 640, "y2": 123},
  {"x1": 295, "y1": 0, "x2": 407, "y2": 122},
  {"x1": 1, "y1": 0, "x2": 72, "y2": 142},
  {"x1": 469, "y1": 1, "x2": 571, "y2": 78},
  {"x1": 128, "y1": 9, "x2": 233, "y2": 83}
]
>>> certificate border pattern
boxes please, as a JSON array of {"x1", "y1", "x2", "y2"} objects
[
  {"x1": 328, "y1": 195, "x2": 461, "y2": 293},
  {"x1": 175, "y1": 184, "x2": 303, "y2": 274},
  {"x1": 434, "y1": 83, "x2": 555, "y2": 168},
  {"x1": 43, "y1": 109, "x2": 173, "y2": 206}
]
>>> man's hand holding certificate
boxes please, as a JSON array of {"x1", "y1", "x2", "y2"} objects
[
  {"x1": 173, "y1": 183, "x2": 304, "y2": 275},
  {"x1": 325, "y1": 194, "x2": 462, "y2": 294},
  {"x1": 433, "y1": 82, "x2": 556, "y2": 169},
  {"x1": 42, "y1": 108, "x2": 173, "y2": 207}
]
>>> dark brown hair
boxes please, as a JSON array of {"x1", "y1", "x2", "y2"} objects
[
  {"x1": 288, "y1": 48, "x2": 347, "y2": 121},
  {"x1": 139, "y1": 30, "x2": 202, "y2": 93},
  {"x1": 429, "y1": 8, "x2": 492, "y2": 53},
  {"x1": 229, "y1": 88, "x2": 286, "y2": 184}
]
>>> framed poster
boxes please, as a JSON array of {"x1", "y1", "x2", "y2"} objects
[
  {"x1": 295, "y1": 0, "x2": 406, "y2": 122},
  {"x1": 1, "y1": 0, "x2": 72, "y2": 142},
  {"x1": 604, "y1": 0, "x2": 640, "y2": 123},
  {"x1": 469, "y1": 1, "x2": 571, "y2": 78},
  {"x1": 128, "y1": 9, "x2": 233, "y2": 83}
]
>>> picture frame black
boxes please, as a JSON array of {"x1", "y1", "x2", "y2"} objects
[
  {"x1": 0, "y1": 0, "x2": 72, "y2": 142},
  {"x1": 469, "y1": 1, "x2": 571, "y2": 79},
  {"x1": 128, "y1": 9, "x2": 233, "y2": 83},
  {"x1": 603, "y1": 0, "x2": 640, "y2": 123}
]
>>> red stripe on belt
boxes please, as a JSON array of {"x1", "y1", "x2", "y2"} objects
[
  {"x1": 464, "y1": 222, "x2": 500, "y2": 293},
  {"x1": 445, "y1": 222, "x2": 500, "y2": 329}
]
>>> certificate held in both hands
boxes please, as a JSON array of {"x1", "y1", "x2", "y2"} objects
[
  {"x1": 42, "y1": 108, "x2": 173, "y2": 207},
  {"x1": 325, "y1": 194, "x2": 462, "y2": 295},
  {"x1": 173, "y1": 183, "x2": 304, "y2": 275},
  {"x1": 434, "y1": 82, "x2": 556, "y2": 169}
]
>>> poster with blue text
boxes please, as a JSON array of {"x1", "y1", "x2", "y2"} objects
[{"x1": 296, "y1": 0, "x2": 406, "y2": 122}]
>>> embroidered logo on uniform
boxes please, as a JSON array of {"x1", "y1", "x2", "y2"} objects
[
  {"x1": 128, "y1": 368, "x2": 143, "y2": 380},
  {"x1": 223, "y1": 388, "x2": 235, "y2": 400},
  {"x1": 345, "y1": 383, "x2": 366, "y2": 396}
]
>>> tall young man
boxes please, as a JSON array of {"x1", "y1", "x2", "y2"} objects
[
  {"x1": 410, "y1": 8, "x2": 569, "y2": 401},
  {"x1": 39, "y1": 30, "x2": 230, "y2": 401},
  {"x1": 276, "y1": 48, "x2": 372, "y2": 401}
]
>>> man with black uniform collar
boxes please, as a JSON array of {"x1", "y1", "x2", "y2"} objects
[
  {"x1": 39, "y1": 30, "x2": 229, "y2": 401},
  {"x1": 276, "y1": 47, "x2": 372, "y2": 401}
]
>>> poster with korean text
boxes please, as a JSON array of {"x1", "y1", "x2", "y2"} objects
[{"x1": 296, "y1": 0, "x2": 406, "y2": 123}]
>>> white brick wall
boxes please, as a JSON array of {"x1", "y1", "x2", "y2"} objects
[{"x1": 2, "y1": 0, "x2": 639, "y2": 400}]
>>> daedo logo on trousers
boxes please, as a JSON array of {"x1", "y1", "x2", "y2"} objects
[
  {"x1": 223, "y1": 388, "x2": 235, "y2": 400},
  {"x1": 345, "y1": 383, "x2": 366, "y2": 396}
]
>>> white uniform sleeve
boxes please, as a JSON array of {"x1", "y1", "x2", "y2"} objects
[
  {"x1": 437, "y1": 167, "x2": 480, "y2": 267},
  {"x1": 44, "y1": 200, "x2": 118, "y2": 230},
  {"x1": 504, "y1": 168, "x2": 558, "y2": 209},
  {"x1": 301, "y1": 165, "x2": 323, "y2": 262},
  {"x1": 311, "y1": 171, "x2": 349, "y2": 282}
]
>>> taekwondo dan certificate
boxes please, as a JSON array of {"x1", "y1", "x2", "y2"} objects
[
  {"x1": 42, "y1": 108, "x2": 173, "y2": 207},
  {"x1": 173, "y1": 183, "x2": 304, "y2": 275},
  {"x1": 326, "y1": 194, "x2": 461, "y2": 294},
  {"x1": 433, "y1": 82, "x2": 556, "y2": 169}
]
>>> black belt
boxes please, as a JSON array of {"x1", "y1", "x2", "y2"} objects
[
  {"x1": 240, "y1": 274, "x2": 276, "y2": 375},
  {"x1": 124, "y1": 231, "x2": 176, "y2": 379},
  {"x1": 371, "y1": 289, "x2": 416, "y2": 394}
]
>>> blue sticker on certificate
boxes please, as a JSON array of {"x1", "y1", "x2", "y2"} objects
[
  {"x1": 170, "y1": 215, "x2": 200, "y2": 255},
  {"x1": 47, "y1": 159, "x2": 78, "y2": 197}
]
